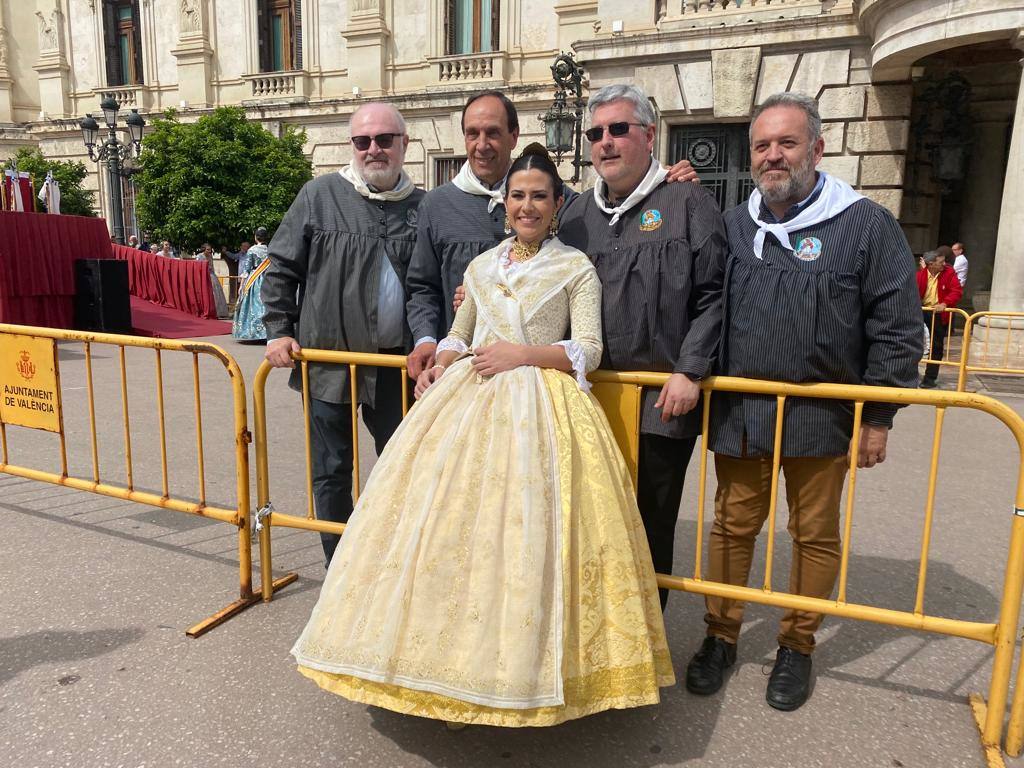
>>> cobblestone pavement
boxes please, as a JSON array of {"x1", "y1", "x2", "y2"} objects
[{"x1": 2, "y1": 335, "x2": 1024, "y2": 768}]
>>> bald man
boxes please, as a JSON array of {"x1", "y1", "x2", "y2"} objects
[{"x1": 262, "y1": 102, "x2": 425, "y2": 565}]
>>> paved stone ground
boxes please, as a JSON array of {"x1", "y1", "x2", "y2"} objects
[{"x1": 3, "y1": 335, "x2": 1024, "y2": 768}]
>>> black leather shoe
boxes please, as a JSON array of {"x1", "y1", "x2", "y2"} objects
[
  {"x1": 685, "y1": 637, "x2": 737, "y2": 695},
  {"x1": 766, "y1": 646, "x2": 812, "y2": 711}
]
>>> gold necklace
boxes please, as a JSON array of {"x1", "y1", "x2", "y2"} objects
[{"x1": 510, "y1": 239, "x2": 541, "y2": 263}]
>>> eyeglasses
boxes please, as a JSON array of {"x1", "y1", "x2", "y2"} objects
[
  {"x1": 351, "y1": 133, "x2": 401, "y2": 151},
  {"x1": 584, "y1": 122, "x2": 647, "y2": 143}
]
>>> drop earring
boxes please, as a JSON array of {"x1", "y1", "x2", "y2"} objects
[
  {"x1": 504, "y1": 214, "x2": 512, "y2": 235},
  {"x1": 549, "y1": 216, "x2": 558, "y2": 237}
]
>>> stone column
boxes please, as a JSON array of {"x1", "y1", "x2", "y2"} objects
[
  {"x1": 171, "y1": 0, "x2": 215, "y2": 107},
  {"x1": 342, "y1": 0, "x2": 390, "y2": 96},
  {"x1": 33, "y1": 0, "x2": 72, "y2": 118},
  {"x1": 989, "y1": 32, "x2": 1024, "y2": 313}
]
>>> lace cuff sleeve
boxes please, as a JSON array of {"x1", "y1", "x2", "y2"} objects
[
  {"x1": 554, "y1": 340, "x2": 591, "y2": 391},
  {"x1": 437, "y1": 336, "x2": 469, "y2": 356}
]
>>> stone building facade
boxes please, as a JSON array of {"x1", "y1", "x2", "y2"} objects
[{"x1": 0, "y1": 0, "x2": 1021, "y2": 309}]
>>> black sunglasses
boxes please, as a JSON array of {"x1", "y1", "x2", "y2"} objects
[
  {"x1": 584, "y1": 122, "x2": 646, "y2": 143},
  {"x1": 351, "y1": 133, "x2": 401, "y2": 151}
]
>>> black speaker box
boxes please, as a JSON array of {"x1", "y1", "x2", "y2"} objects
[{"x1": 74, "y1": 258, "x2": 133, "y2": 334}]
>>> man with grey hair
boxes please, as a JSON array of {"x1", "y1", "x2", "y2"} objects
[
  {"x1": 684, "y1": 91, "x2": 922, "y2": 711},
  {"x1": 558, "y1": 83, "x2": 728, "y2": 610},
  {"x1": 406, "y1": 89, "x2": 699, "y2": 381},
  {"x1": 262, "y1": 102, "x2": 425, "y2": 565}
]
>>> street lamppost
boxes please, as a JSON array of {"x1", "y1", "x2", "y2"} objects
[
  {"x1": 79, "y1": 96, "x2": 145, "y2": 244},
  {"x1": 539, "y1": 52, "x2": 589, "y2": 184}
]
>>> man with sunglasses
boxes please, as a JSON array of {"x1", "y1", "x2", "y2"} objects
[
  {"x1": 262, "y1": 102, "x2": 425, "y2": 566},
  {"x1": 557, "y1": 84, "x2": 728, "y2": 612},
  {"x1": 405, "y1": 90, "x2": 700, "y2": 380}
]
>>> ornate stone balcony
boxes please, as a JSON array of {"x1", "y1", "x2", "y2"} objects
[
  {"x1": 430, "y1": 52, "x2": 507, "y2": 88},
  {"x1": 241, "y1": 71, "x2": 310, "y2": 103},
  {"x1": 658, "y1": 0, "x2": 842, "y2": 30},
  {"x1": 93, "y1": 85, "x2": 151, "y2": 111},
  {"x1": 857, "y1": 0, "x2": 1024, "y2": 76}
]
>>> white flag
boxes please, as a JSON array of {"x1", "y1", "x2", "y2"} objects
[{"x1": 38, "y1": 171, "x2": 60, "y2": 214}]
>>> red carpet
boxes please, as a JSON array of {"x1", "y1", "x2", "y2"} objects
[{"x1": 130, "y1": 296, "x2": 232, "y2": 338}]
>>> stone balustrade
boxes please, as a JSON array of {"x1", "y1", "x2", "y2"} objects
[
  {"x1": 242, "y1": 72, "x2": 309, "y2": 102},
  {"x1": 660, "y1": 0, "x2": 838, "y2": 29},
  {"x1": 436, "y1": 54, "x2": 497, "y2": 83},
  {"x1": 95, "y1": 86, "x2": 141, "y2": 110},
  {"x1": 248, "y1": 73, "x2": 297, "y2": 97}
]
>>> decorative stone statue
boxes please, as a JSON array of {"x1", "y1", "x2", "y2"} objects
[
  {"x1": 181, "y1": 0, "x2": 201, "y2": 34},
  {"x1": 35, "y1": 10, "x2": 60, "y2": 52}
]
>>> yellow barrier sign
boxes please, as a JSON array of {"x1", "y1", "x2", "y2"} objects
[{"x1": 0, "y1": 334, "x2": 62, "y2": 432}]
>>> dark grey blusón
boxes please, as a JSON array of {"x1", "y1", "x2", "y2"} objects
[{"x1": 262, "y1": 173, "x2": 425, "y2": 406}]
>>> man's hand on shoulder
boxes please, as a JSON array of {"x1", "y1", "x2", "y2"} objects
[
  {"x1": 655, "y1": 373, "x2": 701, "y2": 422},
  {"x1": 407, "y1": 341, "x2": 437, "y2": 379},
  {"x1": 266, "y1": 337, "x2": 301, "y2": 369},
  {"x1": 856, "y1": 424, "x2": 889, "y2": 468},
  {"x1": 664, "y1": 159, "x2": 700, "y2": 185}
]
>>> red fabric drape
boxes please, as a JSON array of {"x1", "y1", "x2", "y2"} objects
[
  {"x1": 111, "y1": 245, "x2": 219, "y2": 320},
  {"x1": 0, "y1": 211, "x2": 113, "y2": 328}
]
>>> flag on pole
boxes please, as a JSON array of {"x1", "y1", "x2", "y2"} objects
[
  {"x1": 37, "y1": 170, "x2": 61, "y2": 214},
  {"x1": 4, "y1": 167, "x2": 23, "y2": 211}
]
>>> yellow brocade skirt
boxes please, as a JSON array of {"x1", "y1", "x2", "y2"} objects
[{"x1": 292, "y1": 360, "x2": 674, "y2": 727}]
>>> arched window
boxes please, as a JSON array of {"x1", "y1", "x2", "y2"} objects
[
  {"x1": 102, "y1": 0, "x2": 144, "y2": 86},
  {"x1": 257, "y1": 0, "x2": 303, "y2": 72}
]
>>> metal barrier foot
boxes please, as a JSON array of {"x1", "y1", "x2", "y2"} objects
[
  {"x1": 185, "y1": 593, "x2": 268, "y2": 638},
  {"x1": 969, "y1": 693, "x2": 1008, "y2": 768},
  {"x1": 257, "y1": 572, "x2": 299, "y2": 604}
]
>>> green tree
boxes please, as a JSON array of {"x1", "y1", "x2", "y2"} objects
[
  {"x1": 8, "y1": 147, "x2": 96, "y2": 217},
  {"x1": 135, "y1": 107, "x2": 312, "y2": 251}
]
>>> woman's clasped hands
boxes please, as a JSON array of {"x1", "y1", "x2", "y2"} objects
[
  {"x1": 471, "y1": 341, "x2": 527, "y2": 376},
  {"x1": 413, "y1": 341, "x2": 529, "y2": 400}
]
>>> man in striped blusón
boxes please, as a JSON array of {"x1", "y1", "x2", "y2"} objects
[{"x1": 684, "y1": 92, "x2": 922, "y2": 712}]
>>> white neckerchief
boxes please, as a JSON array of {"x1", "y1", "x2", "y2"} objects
[
  {"x1": 451, "y1": 160, "x2": 506, "y2": 212},
  {"x1": 339, "y1": 164, "x2": 415, "y2": 202},
  {"x1": 593, "y1": 156, "x2": 668, "y2": 226},
  {"x1": 746, "y1": 171, "x2": 863, "y2": 259}
]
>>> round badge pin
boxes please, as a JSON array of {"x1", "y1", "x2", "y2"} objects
[
  {"x1": 793, "y1": 236, "x2": 822, "y2": 261},
  {"x1": 639, "y1": 209, "x2": 663, "y2": 232}
]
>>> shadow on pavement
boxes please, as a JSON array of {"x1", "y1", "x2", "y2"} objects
[{"x1": 0, "y1": 627, "x2": 145, "y2": 685}]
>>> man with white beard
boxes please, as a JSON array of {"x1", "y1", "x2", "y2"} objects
[
  {"x1": 684, "y1": 92, "x2": 922, "y2": 712},
  {"x1": 262, "y1": 102, "x2": 425, "y2": 565}
]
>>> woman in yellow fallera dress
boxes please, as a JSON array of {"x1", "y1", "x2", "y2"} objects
[{"x1": 291, "y1": 145, "x2": 674, "y2": 727}]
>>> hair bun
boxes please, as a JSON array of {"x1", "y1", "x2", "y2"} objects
[{"x1": 519, "y1": 142, "x2": 551, "y2": 161}]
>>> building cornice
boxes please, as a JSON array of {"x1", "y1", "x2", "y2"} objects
[{"x1": 572, "y1": 12, "x2": 862, "y2": 65}]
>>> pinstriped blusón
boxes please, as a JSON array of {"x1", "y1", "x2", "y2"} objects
[{"x1": 710, "y1": 196, "x2": 923, "y2": 458}]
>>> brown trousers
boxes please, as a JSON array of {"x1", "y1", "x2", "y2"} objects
[{"x1": 705, "y1": 453, "x2": 848, "y2": 655}]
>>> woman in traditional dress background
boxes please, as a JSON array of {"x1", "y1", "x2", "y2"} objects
[
  {"x1": 232, "y1": 227, "x2": 270, "y2": 341},
  {"x1": 292, "y1": 145, "x2": 673, "y2": 727}
]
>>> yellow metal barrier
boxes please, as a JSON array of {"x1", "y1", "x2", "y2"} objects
[
  {"x1": 253, "y1": 351, "x2": 1024, "y2": 765},
  {"x1": 958, "y1": 312, "x2": 1024, "y2": 391},
  {"x1": 0, "y1": 323, "x2": 261, "y2": 637},
  {"x1": 921, "y1": 306, "x2": 970, "y2": 384},
  {"x1": 251, "y1": 350, "x2": 410, "y2": 601}
]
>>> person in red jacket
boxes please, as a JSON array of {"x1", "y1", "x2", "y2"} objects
[{"x1": 917, "y1": 245, "x2": 963, "y2": 388}]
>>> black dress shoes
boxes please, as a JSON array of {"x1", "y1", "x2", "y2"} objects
[
  {"x1": 685, "y1": 637, "x2": 737, "y2": 695},
  {"x1": 766, "y1": 646, "x2": 812, "y2": 711}
]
